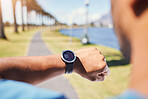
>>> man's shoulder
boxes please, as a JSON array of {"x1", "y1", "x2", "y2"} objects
[
  {"x1": 0, "y1": 79, "x2": 66, "y2": 99},
  {"x1": 111, "y1": 90, "x2": 147, "y2": 99}
]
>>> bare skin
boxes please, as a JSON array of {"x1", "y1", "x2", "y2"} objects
[
  {"x1": 0, "y1": 47, "x2": 106, "y2": 84},
  {"x1": 1, "y1": 0, "x2": 147, "y2": 97},
  {"x1": 111, "y1": 0, "x2": 148, "y2": 97}
]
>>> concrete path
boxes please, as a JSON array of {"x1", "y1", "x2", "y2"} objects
[{"x1": 27, "y1": 31, "x2": 78, "y2": 99}]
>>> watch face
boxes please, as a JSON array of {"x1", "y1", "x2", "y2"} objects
[{"x1": 63, "y1": 51, "x2": 74, "y2": 61}]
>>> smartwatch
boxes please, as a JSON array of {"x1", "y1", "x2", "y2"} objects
[{"x1": 61, "y1": 50, "x2": 76, "y2": 74}]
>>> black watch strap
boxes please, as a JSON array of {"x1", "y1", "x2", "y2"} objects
[{"x1": 65, "y1": 63, "x2": 74, "y2": 74}]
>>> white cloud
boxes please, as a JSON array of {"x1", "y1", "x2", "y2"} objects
[
  {"x1": 89, "y1": 14, "x2": 101, "y2": 22},
  {"x1": 57, "y1": 8, "x2": 86, "y2": 25},
  {"x1": 70, "y1": 8, "x2": 86, "y2": 25},
  {"x1": 57, "y1": 8, "x2": 101, "y2": 25},
  {"x1": 71, "y1": 8, "x2": 86, "y2": 18}
]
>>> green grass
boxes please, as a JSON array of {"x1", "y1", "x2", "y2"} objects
[
  {"x1": 0, "y1": 27, "x2": 39, "y2": 57},
  {"x1": 0, "y1": 26, "x2": 131, "y2": 98},
  {"x1": 42, "y1": 29, "x2": 131, "y2": 99}
]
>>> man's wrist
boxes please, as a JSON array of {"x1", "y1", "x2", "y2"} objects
[
  {"x1": 44, "y1": 55, "x2": 66, "y2": 70},
  {"x1": 55, "y1": 54, "x2": 67, "y2": 70},
  {"x1": 73, "y1": 57, "x2": 82, "y2": 73}
]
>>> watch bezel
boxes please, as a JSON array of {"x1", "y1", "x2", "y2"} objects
[{"x1": 61, "y1": 50, "x2": 76, "y2": 63}]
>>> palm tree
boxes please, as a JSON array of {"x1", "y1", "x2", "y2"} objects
[
  {"x1": 25, "y1": 0, "x2": 29, "y2": 29},
  {"x1": 21, "y1": 0, "x2": 25, "y2": 31},
  {"x1": 25, "y1": 0, "x2": 58, "y2": 27},
  {"x1": 0, "y1": 0, "x2": 6, "y2": 39},
  {"x1": 12, "y1": 0, "x2": 18, "y2": 33}
]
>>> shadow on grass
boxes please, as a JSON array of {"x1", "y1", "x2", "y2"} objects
[
  {"x1": 75, "y1": 43, "x2": 130, "y2": 67},
  {"x1": 107, "y1": 58, "x2": 130, "y2": 67}
]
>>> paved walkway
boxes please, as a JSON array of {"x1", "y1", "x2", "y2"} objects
[{"x1": 27, "y1": 31, "x2": 78, "y2": 99}]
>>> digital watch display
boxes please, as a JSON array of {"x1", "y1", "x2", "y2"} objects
[{"x1": 61, "y1": 50, "x2": 76, "y2": 74}]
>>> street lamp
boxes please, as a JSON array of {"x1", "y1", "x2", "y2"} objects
[{"x1": 81, "y1": 0, "x2": 90, "y2": 45}]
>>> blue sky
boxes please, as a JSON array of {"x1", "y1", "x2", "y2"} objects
[
  {"x1": 37, "y1": 0, "x2": 111, "y2": 24},
  {"x1": 1, "y1": 0, "x2": 111, "y2": 25}
]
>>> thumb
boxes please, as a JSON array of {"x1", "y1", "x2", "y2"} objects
[{"x1": 95, "y1": 73, "x2": 105, "y2": 81}]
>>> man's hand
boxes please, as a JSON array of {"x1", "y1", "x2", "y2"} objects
[
  {"x1": 0, "y1": 47, "x2": 109, "y2": 84},
  {"x1": 74, "y1": 47, "x2": 108, "y2": 81}
]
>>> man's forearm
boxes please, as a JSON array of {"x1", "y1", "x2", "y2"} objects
[
  {"x1": 0, "y1": 55, "x2": 66, "y2": 84},
  {"x1": 0, "y1": 48, "x2": 107, "y2": 84}
]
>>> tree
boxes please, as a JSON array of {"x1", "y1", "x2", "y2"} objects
[
  {"x1": 90, "y1": 22, "x2": 95, "y2": 27},
  {"x1": 24, "y1": 0, "x2": 58, "y2": 27},
  {"x1": 4, "y1": 22, "x2": 11, "y2": 27},
  {"x1": 21, "y1": 0, "x2": 25, "y2": 31},
  {"x1": 12, "y1": 0, "x2": 18, "y2": 33},
  {"x1": 0, "y1": 0, "x2": 6, "y2": 39}
]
